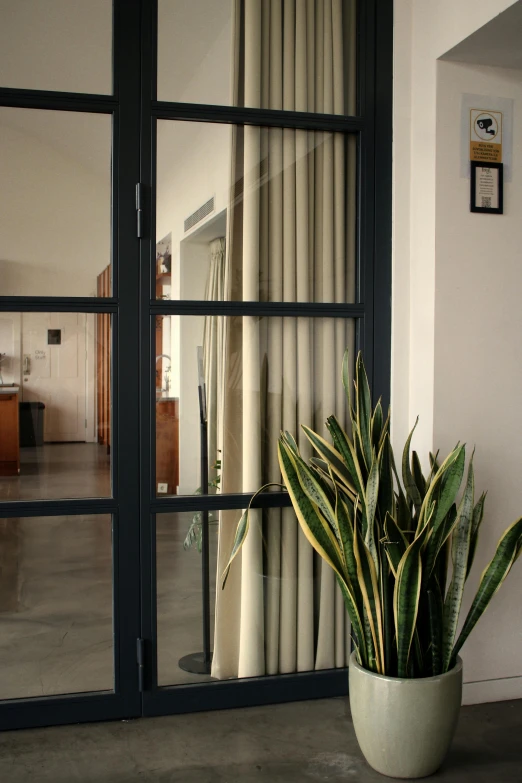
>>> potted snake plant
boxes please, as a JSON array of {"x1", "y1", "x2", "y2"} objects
[{"x1": 223, "y1": 351, "x2": 522, "y2": 779}]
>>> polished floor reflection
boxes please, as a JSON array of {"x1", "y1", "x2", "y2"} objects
[
  {"x1": 0, "y1": 514, "x2": 113, "y2": 700},
  {"x1": 157, "y1": 513, "x2": 217, "y2": 686},
  {"x1": 0, "y1": 510, "x2": 217, "y2": 701},
  {"x1": 0, "y1": 443, "x2": 111, "y2": 501}
]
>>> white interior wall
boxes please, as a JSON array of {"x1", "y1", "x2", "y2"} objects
[
  {"x1": 435, "y1": 59, "x2": 522, "y2": 701},
  {"x1": 0, "y1": 110, "x2": 109, "y2": 441},
  {"x1": 0, "y1": 0, "x2": 112, "y2": 94},
  {"x1": 393, "y1": 0, "x2": 522, "y2": 704},
  {"x1": 0, "y1": 112, "x2": 111, "y2": 297}
]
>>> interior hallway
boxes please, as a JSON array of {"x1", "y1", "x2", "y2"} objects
[{"x1": 0, "y1": 697, "x2": 520, "y2": 782}]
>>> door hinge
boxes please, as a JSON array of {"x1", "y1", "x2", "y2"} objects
[
  {"x1": 136, "y1": 183, "x2": 145, "y2": 238},
  {"x1": 137, "y1": 638, "x2": 146, "y2": 692},
  {"x1": 84, "y1": 418, "x2": 87, "y2": 429}
]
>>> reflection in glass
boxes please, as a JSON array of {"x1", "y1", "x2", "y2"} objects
[
  {"x1": 156, "y1": 121, "x2": 356, "y2": 304},
  {"x1": 0, "y1": 514, "x2": 113, "y2": 700},
  {"x1": 157, "y1": 0, "x2": 356, "y2": 115},
  {"x1": 0, "y1": 108, "x2": 112, "y2": 297},
  {"x1": 154, "y1": 316, "x2": 355, "y2": 497},
  {"x1": 0, "y1": 312, "x2": 111, "y2": 501},
  {"x1": 157, "y1": 512, "x2": 218, "y2": 686},
  {"x1": 0, "y1": 0, "x2": 113, "y2": 94}
]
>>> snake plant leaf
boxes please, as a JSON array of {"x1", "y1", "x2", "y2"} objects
[
  {"x1": 221, "y1": 482, "x2": 284, "y2": 588},
  {"x1": 424, "y1": 504, "x2": 458, "y2": 585},
  {"x1": 355, "y1": 353, "x2": 373, "y2": 472},
  {"x1": 428, "y1": 450, "x2": 440, "y2": 481},
  {"x1": 291, "y1": 446, "x2": 342, "y2": 553},
  {"x1": 302, "y1": 424, "x2": 358, "y2": 497},
  {"x1": 442, "y1": 456, "x2": 475, "y2": 672},
  {"x1": 378, "y1": 433, "x2": 395, "y2": 522},
  {"x1": 466, "y1": 492, "x2": 487, "y2": 580},
  {"x1": 451, "y1": 517, "x2": 522, "y2": 666},
  {"x1": 335, "y1": 573, "x2": 368, "y2": 669},
  {"x1": 379, "y1": 406, "x2": 391, "y2": 452},
  {"x1": 365, "y1": 454, "x2": 380, "y2": 570},
  {"x1": 427, "y1": 578, "x2": 444, "y2": 676},
  {"x1": 412, "y1": 451, "x2": 427, "y2": 499},
  {"x1": 418, "y1": 445, "x2": 465, "y2": 535},
  {"x1": 371, "y1": 400, "x2": 384, "y2": 451},
  {"x1": 342, "y1": 349, "x2": 354, "y2": 416},
  {"x1": 389, "y1": 444, "x2": 414, "y2": 532},
  {"x1": 393, "y1": 522, "x2": 431, "y2": 678},
  {"x1": 402, "y1": 418, "x2": 423, "y2": 513},
  {"x1": 354, "y1": 519, "x2": 385, "y2": 674},
  {"x1": 336, "y1": 495, "x2": 367, "y2": 649},
  {"x1": 278, "y1": 439, "x2": 347, "y2": 580},
  {"x1": 325, "y1": 416, "x2": 367, "y2": 504},
  {"x1": 384, "y1": 512, "x2": 408, "y2": 576}
]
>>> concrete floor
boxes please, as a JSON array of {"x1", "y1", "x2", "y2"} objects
[
  {"x1": 0, "y1": 443, "x2": 111, "y2": 501},
  {"x1": 0, "y1": 697, "x2": 520, "y2": 782},
  {"x1": 0, "y1": 509, "x2": 217, "y2": 699}
]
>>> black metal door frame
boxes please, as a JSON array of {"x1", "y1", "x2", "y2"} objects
[
  {"x1": 0, "y1": 0, "x2": 391, "y2": 730},
  {"x1": 138, "y1": 0, "x2": 392, "y2": 718},
  {"x1": 0, "y1": 0, "x2": 143, "y2": 731}
]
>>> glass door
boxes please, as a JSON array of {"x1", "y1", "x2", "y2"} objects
[
  {"x1": 0, "y1": 0, "x2": 142, "y2": 730},
  {"x1": 139, "y1": 0, "x2": 391, "y2": 717}
]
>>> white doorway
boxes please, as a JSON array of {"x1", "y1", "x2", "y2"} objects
[{"x1": 21, "y1": 312, "x2": 92, "y2": 443}]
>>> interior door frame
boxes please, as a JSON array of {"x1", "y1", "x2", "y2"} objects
[
  {"x1": 138, "y1": 0, "x2": 393, "y2": 717},
  {"x1": 0, "y1": 0, "x2": 143, "y2": 731}
]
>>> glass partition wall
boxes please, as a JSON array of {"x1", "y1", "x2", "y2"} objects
[{"x1": 0, "y1": 0, "x2": 391, "y2": 729}]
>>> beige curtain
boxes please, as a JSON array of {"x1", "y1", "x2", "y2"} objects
[
  {"x1": 212, "y1": 0, "x2": 356, "y2": 680},
  {"x1": 203, "y1": 237, "x2": 226, "y2": 488}
]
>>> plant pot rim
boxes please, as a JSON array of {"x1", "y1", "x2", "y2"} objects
[{"x1": 349, "y1": 650, "x2": 463, "y2": 684}]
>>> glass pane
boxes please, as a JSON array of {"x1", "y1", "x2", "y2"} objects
[
  {"x1": 157, "y1": 511, "x2": 217, "y2": 685},
  {"x1": 156, "y1": 121, "x2": 356, "y2": 303},
  {"x1": 0, "y1": 514, "x2": 113, "y2": 700},
  {"x1": 0, "y1": 0, "x2": 113, "y2": 94},
  {"x1": 157, "y1": 502, "x2": 351, "y2": 684},
  {"x1": 0, "y1": 312, "x2": 112, "y2": 500},
  {"x1": 157, "y1": 0, "x2": 356, "y2": 115},
  {"x1": 0, "y1": 108, "x2": 112, "y2": 297},
  {"x1": 154, "y1": 315, "x2": 355, "y2": 497}
]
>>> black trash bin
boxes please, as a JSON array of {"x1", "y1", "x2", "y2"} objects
[{"x1": 19, "y1": 402, "x2": 45, "y2": 447}]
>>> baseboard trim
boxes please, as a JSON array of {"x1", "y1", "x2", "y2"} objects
[{"x1": 463, "y1": 675, "x2": 522, "y2": 705}]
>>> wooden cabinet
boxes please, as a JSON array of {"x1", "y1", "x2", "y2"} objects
[
  {"x1": 0, "y1": 390, "x2": 20, "y2": 476},
  {"x1": 156, "y1": 398, "x2": 179, "y2": 495}
]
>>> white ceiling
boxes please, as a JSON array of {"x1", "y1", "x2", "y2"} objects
[{"x1": 442, "y1": 0, "x2": 522, "y2": 70}]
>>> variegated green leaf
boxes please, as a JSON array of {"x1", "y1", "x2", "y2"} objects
[
  {"x1": 466, "y1": 492, "x2": 486, "y2": 580},
  {"x1": 302, "y1": 424, "x2": 358, "y2": 497},
  {"x1": 354, "y1": 519, "x2": 385, "y2": 674},
  {"x1": 451, "y1": 517, "x2": 522, "y2": 666},
  {"x1": 325, "y1": 416, "x2": 366, "y2": 503},
  {"x1": 355, "y1": 353, "x2": 373, "y2": 471},
  {"x1": 371, "y1": 400, "x2": 384, "y2": 451},
  {"x1": 384, "y1": 512, "x2": 408, "y2": 576},
  {"x1": 365, "y1": 454, "x2": 380, "y2": 569},
  {"x1": 442, "y1": 456, "x2": 475, "y2": 671},
  {"x1": 427, "y1": 579, "x2": 443, "y2": 676},
  {"x1": 378, "y1": 434, "x2": 395, "y2": 522},
  {"x1": 402, "y1": 418, "x2": 423, "y2": 512},
  {"x1": 418, "y1": 445, "x2": 465, "y2": 535},
  {"x1": 221, "y1": 482, "x2": 284, "y2": 588},
  {"x1": 412, "y1": 451, "x2": 427, "y2": 499},
  {"x1": 393, "y1": 523, "x2": 431, "y2": 678},
  {"x1": 278, "y1": 439, "x2": 346, "y2": 579}
]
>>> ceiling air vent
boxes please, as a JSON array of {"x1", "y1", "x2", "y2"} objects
[{"x1": 184, "y1": 197, "x2": 215, "y2": 233}]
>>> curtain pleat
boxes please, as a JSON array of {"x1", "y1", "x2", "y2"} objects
[{"x1": 212, "y1": 0, "x2": 355, "y2": 681}]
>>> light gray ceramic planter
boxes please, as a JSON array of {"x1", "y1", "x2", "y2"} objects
[{"x1": 349, "y1": 651, "x2": 463, "y2": 779}]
